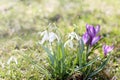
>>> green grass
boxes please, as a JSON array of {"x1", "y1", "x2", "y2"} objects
[{"x1": 0, "y1": 0, "x2": 120, "y2": 79}]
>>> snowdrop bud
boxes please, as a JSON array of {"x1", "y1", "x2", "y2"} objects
[{"x1": 7, "y1": 56, "x2": 18, "y2": 65}]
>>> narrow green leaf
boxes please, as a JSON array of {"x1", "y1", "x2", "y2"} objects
[
  {"x1": 42, "y1": 46, "x2": 54, "y2": 65},
  {"x1": 76, "y1": 57, "x2": 98, "y2": 71},
  {"x1": 83, "y1": 65, "x2": 92, "y2": 80},
  {"x1": 88, "y1": 55, "x2": 110, "y2": 78},
  {"x1": 78, "y1": 38, "x2": 84, "y2": 67}
]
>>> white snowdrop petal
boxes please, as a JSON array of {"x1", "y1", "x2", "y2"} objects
[
  {"x1": 49, "y1": 32, "x2": 59, "y2": 43},
  {"x1": 69, "y1": 40, "x2": 74, "y2": 48},
  {"x1": 49, "y1": 32, "x2": 56, "y2": 42}
]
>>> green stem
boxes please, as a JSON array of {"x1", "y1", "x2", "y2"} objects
[
  {"x1": 83, "y1": 65, "x2": 92, "y2": 80},
  {"x1": 86, "y1": 45, "x2": 90, "y2": 62}
]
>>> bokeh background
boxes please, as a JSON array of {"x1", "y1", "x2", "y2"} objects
[{"x1": 0, "y1": 0, "x2": 120, "y2": 79}]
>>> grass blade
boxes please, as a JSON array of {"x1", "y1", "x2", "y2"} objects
[{"x1": 88, "y1": 55, "x2": 110, "y2": 78}]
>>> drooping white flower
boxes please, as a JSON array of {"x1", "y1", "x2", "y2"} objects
[
  {"x1": 39, "y1": 30, "x2": 59, "y2": 44},
  {"x1": 64, "y1": 39, "x2": 73, "y2": 48},
  {"x1": 48, "y1": 32, "x2": 59, "y2": 43},
  {"x1": 7, "y1": 56, "x2": 18, "y2": 65},
  {"x1": 68, "y1": 32, "x2": 80, "y2": 40},
  {"x1": 64, "y1": 32, "x2": 80, "y2": 48}
]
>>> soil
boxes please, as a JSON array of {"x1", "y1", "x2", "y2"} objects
[{"x1": 67, "y1": 73, "x2": 83, "y2": 80}]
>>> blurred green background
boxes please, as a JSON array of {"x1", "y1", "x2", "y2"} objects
[{"x1": 0, "y1": 0, "x2": 120, "y2": 79}]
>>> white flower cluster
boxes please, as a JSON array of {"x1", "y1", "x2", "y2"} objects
[
  {"x1": 39, "y1": 30, "x2": 59, "y2": 44},
  {"x1": 39, "y1": 29, "x2": 81, "y2": 49}
]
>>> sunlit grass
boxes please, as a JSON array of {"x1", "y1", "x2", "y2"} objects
[{"x1": 0, "y1": 0, "x2": 119, "y2": 79}]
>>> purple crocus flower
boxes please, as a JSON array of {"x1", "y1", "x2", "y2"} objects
[
  {"x1": 102, "y1": 45, "x2": 114, "y2": 56},
  {"x1": 82, "y1": 24, "x2": 100, "y2": 47},
  {"x1": 86, "y1": 24, "x2": 100, "y2": 38}
]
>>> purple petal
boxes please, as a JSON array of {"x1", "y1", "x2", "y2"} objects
[
  {"x1": 102, "y1": 45, "x2": 106, "y2": 51},
  {"x1": 106, "y1": 45, "x2": 114, "y2": 53},
  {"x1": 102, "y1": 45, "x2": 114, "y2": 56},
  {"x1": 87, "y1": 25, "x2": 96, "y2": 37},
  {"x1": 82, "y1": 32, "x2": 89, "y2": 44},
  {"x1": 102, "y1": 45, "x2": 107, "y2": 56},
  {"x1": 91, "y1": 36, "x2": 100, "y2": 46},
  {"x1": 95, "y1": 25, "x2": 100, "y2": 34},
  {"x1": 86, "y1": 24, "x2": 89, "y2": 30}
]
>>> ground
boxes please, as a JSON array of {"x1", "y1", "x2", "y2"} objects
[{"x1": 0, "y1": 0, "x2": 120, "y2": 80}]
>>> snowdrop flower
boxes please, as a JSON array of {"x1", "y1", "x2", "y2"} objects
[
  {"x1": 7, "y1": 56, "x2": 18, "y2": 65},
  {"x1": 64, "y1": 40, "x2": 73, "y2": 48},
  {"x1": 39, "y1": 30, "x2": 59, "y2": 44},
  {"x1": 48, "y1": 32, "x2": 59, "y2": 43},
  {"x1": 68, "y1": 32, "x2": 80, "y2": 40},
  {"x1": 64, "y1": 32, "x2": 80, "y2": 48}
]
